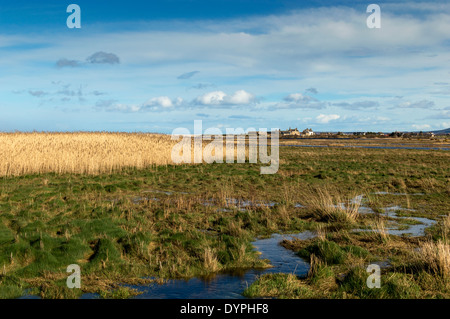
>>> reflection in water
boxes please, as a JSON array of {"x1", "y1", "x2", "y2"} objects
[
  {"x1": 128, "y1": 232, "x2": 315, "y2": 299},
  {"x1": 382, "y1": 207, "x2": 437, "y2": 237},
  {"x1": 355, "y1": 205, "x2": 436, "y2": 237}
]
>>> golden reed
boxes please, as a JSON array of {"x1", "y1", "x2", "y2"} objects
[
  {"x1": 0, "y1": 132, "x2": 254, "y2": 176},
  {"x1": 0, "y1": 132, "x2": 177, "y2": 176}
]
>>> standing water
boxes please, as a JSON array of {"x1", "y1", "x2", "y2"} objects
[{"x1": 128, "y1": 231, "x2": 315, "y2": 299}]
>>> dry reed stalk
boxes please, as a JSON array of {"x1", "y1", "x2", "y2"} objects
[
  {"x1": 370, "y1": 218, "x2": 389, "y2": 242},
  {"x1": 0, "y1": 132, "x2": 176, "y2": 176},
  {"x1": 0, "y1": 132, "x2": 256, "y2": 176},
  {"x1": 316, "y1": 224, "x2": 327, "y2": 241},
  {"x1": 203, "y1": 247, "x2": 220, "y2": 272},
  {"x1": 307, "y1": 254, "x2": 323, "y2": 279},
  {"x1": 443, "y1": 214, "x2": 450, "y2": 239},
  {"x1": 416, "y1": 240, "x2": 450, "y2": 279},
  {"x1": 302, "y1": 187, "x2": 360, "y2": 223}
]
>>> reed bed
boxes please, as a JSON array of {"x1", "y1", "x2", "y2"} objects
[
  {"x1": 0, "y1": 132, "x2": 254, "y2": 176},
  {"x1": 0, "y1": 132, "x2": 177, "y2": 176}
]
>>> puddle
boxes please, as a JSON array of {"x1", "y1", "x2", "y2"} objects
[
  {"x1": 355, "y1": 202, "x2": 436, "y2": 237},
  {"x1": 223, "y1": 198, "x2": 277, "y2": 208},
  {"x1": 345, "y1": 193, "x2": 436, "y2": 237},
  {"x1": 372, "y1": 192, "x2": 425, "y2": 196},
  {"x1": 131, "y1": 191, "x2": 435, "y2": 238},
  {"x1": 126, "y1": 231, "x2": 315, "y2": 299},
  {"x1": 17, "y1": 231, "x2": 314, "y2": 299},
  {"x1": 380, "y1": 206, "x2": 437, "y2": 237}
]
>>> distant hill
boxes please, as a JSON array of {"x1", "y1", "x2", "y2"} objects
[{"x1": 429, "y1": 128, "x2": 450, "y2": 135}]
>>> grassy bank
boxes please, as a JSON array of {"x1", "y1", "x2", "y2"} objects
[
  {"x1": 244, "y1": 229, "x2": 450, "y2": 298},
  {"x1": 0, "y1": 145, "x2": 449, "y2": 298}
]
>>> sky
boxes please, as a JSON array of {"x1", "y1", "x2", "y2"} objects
[{"x1": 1, "y1": 0, "x2": 450, "y2": 133}]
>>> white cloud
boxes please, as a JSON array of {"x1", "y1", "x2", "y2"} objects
[
  {"x1": 195, "y1": 90, "x2": 255, "y2": 106},
  {"x1": 316, "y1": 114, "x2": 340, "y2": 124},
  {"x1": 195, "y1": 91, "x2": 227, "y2": 105},
  {"x1": 141, "y1": 96, "x2": 184, "y2": 110},
  {"x1": 98, "y1": 96, "x2": 183, "y2": 112},
  {"x1": 284, "y1": 93, "x2": 313, "y2": 103},
  {"x1": 227, "y1": 90, "x2": 255, "y2": 104},
  {"x1": 143, "y1": 96, "x2": 176, "y2": 108}
]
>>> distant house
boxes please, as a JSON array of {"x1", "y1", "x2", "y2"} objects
[
  {"x1": 280, "y1": 127, "x2": 300, "y2": 137},
  {"x1": 280, "y1": 127, "x2": 315, "y2": 137}
]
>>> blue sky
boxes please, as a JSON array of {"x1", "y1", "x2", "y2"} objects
[{"x1": 1, "y1": 0, "x2": 450, "y2": 133}]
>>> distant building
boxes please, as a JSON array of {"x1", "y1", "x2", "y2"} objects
[
  {"x1": 280, "y1": 127, "x2": 300, "y2": 137},
  {"x1": 302, "y1": 128, "x2": 314, "y2": 136},
  {"x1": 280, "y1": 127, "x2": 315, "y2": 137}
]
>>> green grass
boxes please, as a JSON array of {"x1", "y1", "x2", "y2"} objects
[{"x1": 0, "y1": 146, "x2": 448, "y2": 298}]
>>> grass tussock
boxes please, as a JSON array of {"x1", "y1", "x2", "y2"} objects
[
  {"x1": 301, "y1": 187, "x2": 360, "y2": 224},
  {"x1": 368, "y1": 218, "x2": 390, "y2": 243},
  {"x1": 414, "y1": 240, "x2": 450, "y2": 279},
  {"x1": 243, "y1": 273, "x2": 313, "y2": 299},
  {"x1": 203, "y1": 247, "x2": 221, "y2": 273}
]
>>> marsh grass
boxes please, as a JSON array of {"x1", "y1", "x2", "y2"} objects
[
  {"x1": 367, "y1": 218, "x2": 390, "y2": 243},
  {"x1": 242, "y1": 273, "x2": 314, "y2": 299},
  {"x1": 0, "y1": 141, "x2": 448, "y2": 298},
  {"x1": 249, "y1": 234, "x2": 449, "y2": 299},
  {"x1": 414, "y1": 240, "x2": 450, "y2": 280},
  {"x1": 306, "y1": 253, "x2": 338, "y2": 292},
  {"x1": 202, "y1": 247, "x2": 220, "y2": 273},
  {"x1": 301, "y1": 187, "x2": 360, "y2": 224},
  {"x1": 442, "y1": 214, "x2": 450, "y2": 238}
]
